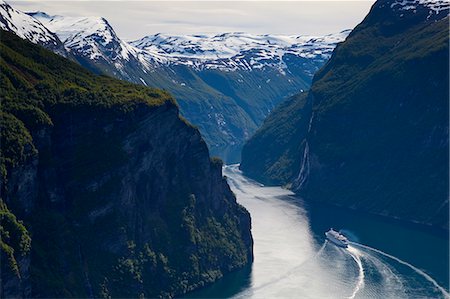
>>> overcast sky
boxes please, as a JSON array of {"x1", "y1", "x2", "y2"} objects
[{"x1": 11, "y1": 1, "x2": 375, "y2": 41}]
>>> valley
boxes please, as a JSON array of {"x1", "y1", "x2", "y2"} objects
[
  {"x1": 1, "y1": 0, "x2": 349, "y2": 161},
  {"x1": 241, "y1": 0, "x2": 449, "y2": 229},
  {"x1": 0, "y1": 0, "x2": 448, "y2": 297},
  {"x1": 185, "y1": 166, "x2": 449, "y2": 298}
]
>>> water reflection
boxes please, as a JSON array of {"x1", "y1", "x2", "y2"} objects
[{"x1": 184, "y1": 165, "x2": 449, "y2": 299}]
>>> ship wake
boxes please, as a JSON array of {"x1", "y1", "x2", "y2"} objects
[{"x1": 218, "y1": 165, "x2": 449, "y2": 299}]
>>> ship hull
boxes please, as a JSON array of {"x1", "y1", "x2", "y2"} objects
[
  {"x1": 326, "y1": 237, "x2": 348, "y2": 248},
  {"x1": 325, "y1": 230, "x2": 349, "y2": 248}
]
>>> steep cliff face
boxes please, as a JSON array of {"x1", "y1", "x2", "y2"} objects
[
  {"x1": 1, "y1": 1, "x2": 350, "y2": 163},
  {"x1": 0, "y1": 30, "x2": 252, "y2": 298},
  {"x1": 0, "y1": 199, "x2": 32, "y2": 298},
  {"x1": 27, "y1": 103, "x2": 252, "y2": 298},
  {"x1": 240, "y1": 92, "x2": 312, "y2": 185},
  {"x1": 241, "y1": 0, "x2": 449, "y2": 229}
]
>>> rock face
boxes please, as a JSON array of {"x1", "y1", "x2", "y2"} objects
[
  {"x1": 0, "y1": 0, "x2": 66, "y2": 55},
  {"x1": 240, "y1": 92, "x2": 313, "y2": 185},
  {"x1": 0, "y1": 199, "x2": 32, "y2": 298},
  {"x1": 0, "y1": 1, "x2": 349, "y2": 162},
  {"x1": 241, "y1": 0, "x2": 449, "y2": 229},
  {"x1": 0, "y1": 30, "x2": 252, "y2": 298}
]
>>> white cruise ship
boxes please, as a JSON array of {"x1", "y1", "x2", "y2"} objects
[{"x1": 325, "y1": 228, "x2": 349, "y2": 248}]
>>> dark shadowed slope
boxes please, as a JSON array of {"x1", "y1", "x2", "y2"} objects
[
  {"x1": 0, "y1": 29, "x2": 252, "y2": 298},
  {"x1": 1, "y1": 1, "x2": 349, "y2": 162},
  {"x1": 241, "y1": 0, "x2": 449, "y2": 229}
]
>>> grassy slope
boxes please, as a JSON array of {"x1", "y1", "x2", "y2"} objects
[
  {"x1": 240, "y1": 92, "x2": 312, "y2": 184},
  {"x1": 74, "y1": 38, "x2": 318, "y2": 162},
  {"x1": 307, "y1": 13, "x2": 449, "y2": 227},
  {"x1": 0, "y1": 29, "x2": 173, "y2": 179},
  {"x1": 240, "y1": 3, "x2": 448, "y2": 228},
  {"x1": 0, "y1": 28, "x2": 173, "y2": 295},
  {"x1": 0, "y1": 30, "x2": 252, "y2": 297}
]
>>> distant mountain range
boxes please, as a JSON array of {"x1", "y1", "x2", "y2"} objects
[
  {"x1": 130, "y1": 32, "x2": 347, "y2": 72},
  {"x1": 0, "y1": 0, "x2": 349, "y2": 161},
  {"x1": 240, "y1": 0, "x2": 449, "y2": 229}
]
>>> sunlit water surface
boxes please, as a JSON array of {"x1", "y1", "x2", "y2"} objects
[{"x1": 184, "y1": 165, "x2": 449, "y2": 299}]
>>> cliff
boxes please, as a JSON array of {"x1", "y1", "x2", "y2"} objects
[
  {"x1": 1, "y1": 1, "x2": 349, "y2": 163},
  {"x1": 241, "y1": 0, "x2": 449, "y2": 229},
  {"x1": 240, "y1": 92, "x2": 312, "y2": 185},
  {"x1": 0, "y1": 29, "x2": 252, "y2": 298}
]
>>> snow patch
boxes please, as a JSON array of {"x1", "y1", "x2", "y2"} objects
[
  {"x1": 130, "y1": 31, "x2": 350, "y2": 72},
  {"x1": 390, "y1": 0, "x2": 449, "y2": 13},
  {"x1": 2, "y1": 1, "x2": 350, "y2": 75},
  {"x1": 0, "y1": 2, "x2": 59, "y2": 45}
]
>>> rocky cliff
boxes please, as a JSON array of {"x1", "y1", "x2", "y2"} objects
[
  {"x1": 1, "y1": 1, "x2": 350, "y2": 163},
  {"x1": 241, "y1": 0, "x2": 449, "y2": 229},
  {"x1": 0, "y1": 29, "x2": 252, "y2": 298}
]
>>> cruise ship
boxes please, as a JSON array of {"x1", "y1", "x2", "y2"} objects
[{"x1": 325, "y1": 228, "x2": 349, "y2": 248}]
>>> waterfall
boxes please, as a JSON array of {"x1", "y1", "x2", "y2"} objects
[
  {"x1": 307, "y1": 112, "x2": 314, "y2": 132},
  {"x1": 293, "y1": 141, "x2": 310, "y2": 190},
  {"x1": 292, "y1": 110, "x2": 314, "y2": 191}
]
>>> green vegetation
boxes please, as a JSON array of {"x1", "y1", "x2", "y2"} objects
[
  {"x1": 0, "y1": 29, "x2": 252, "y2": 298},
  {"x1": 241, "y1": 92, "x2": 311, "y2": 185},
  {"x1": 102, "y1": 198, "x2": 250, "y2": 298},
  {"x1": 0, "y1": 112, "x2": 36, "y2": 179},
  {"x1": 306, "y1": 14, "x2": 449, "y2": 228},
  {"x1": 0, "y1": 29, "x2": 173, "y2": 182},
  {"x1": 77, "y1": 44, "x2": 315, "y2": 163},
  {"x1": 210, "y1": 156, "x2": 224, "y2": 168},
  {"x1": 0, "y1": 30, "x2": 172, "y2": 294},
  {"x1": 241, "y1": 7, "x2": 449, "y2": 228},
  {"x1": 0, "y1": 199, "x2": 31, "y2": 277}
]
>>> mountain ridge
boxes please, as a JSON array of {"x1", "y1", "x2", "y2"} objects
[
  {"x1": 0, "y1": 1, "x2": 66, "y2": 55},
  {"x1": 0, "y1": 28, "x2": 253, "y2": 298},
  {"x1": 129, "y1": 30, "x2": 351, "y2": 72},
  {"x1": 0, "y1": 0, "x2": 348, "y2": 162},
  {"x1": 240, "y1": 0, "x2": 449, "y2": 229}
]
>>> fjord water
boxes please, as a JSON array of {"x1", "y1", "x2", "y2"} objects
[{"x1": 185, "y1": 165, "x2": 449, "y2": 299}]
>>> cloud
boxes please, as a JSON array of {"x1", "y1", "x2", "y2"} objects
[{"x1": 11, "y1": 1, "x2": 375, "y2": 40}]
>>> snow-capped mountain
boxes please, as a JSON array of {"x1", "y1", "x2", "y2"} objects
[
  {"x1": 0, "y1": 1, "x2": 350, "y2": 162},
  {"x1": 0, "y1": 1, "x2": 65, "y2": 54},
  {"x1": 4, "y1": 0, "x2": 446, "y2": 162},
  {"x1": 2, "y1": 1, "x2": 349, "y2": 75},
  {"x1": 382, "y1": 0, "x2": 449, "y2": 21},
  {"x1": 29, "y1": 12, "x2": 150, "y2": 76},
  {"x1": 131, "y1": 31, "x2": 350, "y2": 72},
  {"x1": 1, "y1": 0, "x2": 350, "y2": 76},
  {"x1": 390, "y1": 0, "x2": 449, "y2": 13}
]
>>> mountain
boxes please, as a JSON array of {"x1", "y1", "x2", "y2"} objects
[
  {"x1": 0, "y1": 0, "x2": 65, "y2": 55},
  {"x1": 27, "y1": 11, "x2": 150, "y2": 80},
  {"x1": 131, "y1": 32, "x2": 349, "y2": 161},
  {"x1": 0, "y1": 29, "x2": 252, "y2": 298},
  {"x1": 241, "y1": 0, "x2": 449, "y2": 229},
  {"x1": 0, "y1": 1, "x2": 348, "y2": 162},
  {"x1": 130, "y1": 32, "x2": 348, "y2": 72}
]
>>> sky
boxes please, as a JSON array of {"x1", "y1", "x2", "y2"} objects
[{"x1": 11, "y1": 1, "x2": 375, "y2": 41}]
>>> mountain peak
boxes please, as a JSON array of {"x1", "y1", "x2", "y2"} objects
[
  {"x1": 130, "y1": 31, "x2": 349, "y2": 71},
  {"x1": 32, "y1": 14, "x2": 125, "y2": 59},
  {"x1": 32, "y1": 14, "x2": 114, "y2": 42},
  {"x1": 0, "y1": 1, "x2": 62, "y2": 48},
  {"x1": 390, "y1": 0, "x2": 449, "y2": 13},
  {"x1": 379, "y1": 0, "x2": 450, "y2": 21}
]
